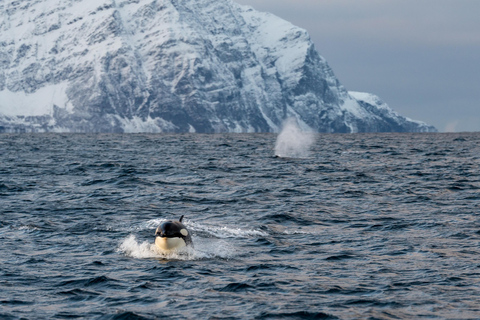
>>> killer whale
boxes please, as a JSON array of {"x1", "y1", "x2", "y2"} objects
[{"x1": 155, "y1": 215, "x2": 193, "y2": 252}]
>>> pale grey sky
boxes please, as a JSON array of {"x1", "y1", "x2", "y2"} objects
[{"x1": 236, "y1": 0, "x2": 480, "y2": 132}]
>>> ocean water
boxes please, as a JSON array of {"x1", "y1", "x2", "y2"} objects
[{"x1": 1, "y1": 132, "x2": 479, "y2": 319}]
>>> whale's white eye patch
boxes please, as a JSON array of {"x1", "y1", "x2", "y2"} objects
[{"x1": 180, "y1": 229, "x2": 188, "y2": 236}]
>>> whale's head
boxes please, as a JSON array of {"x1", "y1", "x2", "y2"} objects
[{"x1": 155, "y1": 215, "x2": 192, "y2": 251}]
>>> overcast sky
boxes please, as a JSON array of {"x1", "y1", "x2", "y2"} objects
[{"x1": 235, "y1": 0, "x2": 480, "y2": 132}]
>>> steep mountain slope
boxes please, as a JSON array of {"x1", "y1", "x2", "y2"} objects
[{"x1": 0, "y1": 0, "x2": 436, "y2": 133}]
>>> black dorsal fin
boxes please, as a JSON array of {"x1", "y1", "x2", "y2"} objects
[{"x1": 179, "y1": 215, "x2": 184, "y2": 222}]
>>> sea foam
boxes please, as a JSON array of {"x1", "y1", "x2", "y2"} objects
[{"x1": 118, "y1": 235, "x2": 236, "y2": 260}]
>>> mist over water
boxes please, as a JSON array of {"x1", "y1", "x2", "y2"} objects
[{"x1": 274, "y1": 117, "x2": 316, "y2": 158}]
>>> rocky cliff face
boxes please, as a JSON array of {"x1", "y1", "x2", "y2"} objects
[{"x1": 0, "y1": 0, "x2": 436, "y2": 133}]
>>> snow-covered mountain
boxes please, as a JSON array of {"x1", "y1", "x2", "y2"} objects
[{"x1": 0, "y1": 0, "x2": 436, "y2": 133}]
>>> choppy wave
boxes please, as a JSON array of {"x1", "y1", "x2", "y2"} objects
[{"x1": 1, "y1": 132, "x2": 480, "y2": 319}]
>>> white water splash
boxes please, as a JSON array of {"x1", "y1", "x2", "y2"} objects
[
  {"x1": 274, "y1": 117, "x2": 315, "y2": 158},
  {"x1": 143, "y1": 218, "x2": 267, "y2": 239},
  {"x1": 119, "y1": 235, "x2": 160, "y2": 259},
  {"x1": 186, "y1": 220, "x2": 268, "y2": 239},
  {"x1": 117, "y1": 218, "x2": 268, "y2": 260},
  {"x1": 118, "y1": 235, "x2": 236, "y2": 260}
]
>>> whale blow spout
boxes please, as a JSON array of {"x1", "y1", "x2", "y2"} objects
[{"x1": 274, "y1": 118, "x2": 315, "y2": 158}]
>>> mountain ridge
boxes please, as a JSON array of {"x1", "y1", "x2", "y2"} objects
[{"x1": 0, "y1": 0, "x2": 436, "y2": 133}]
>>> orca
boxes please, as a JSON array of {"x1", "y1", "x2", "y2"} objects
[{"x1": 155, "y1": 215, "x2": 193, "y2": 252}]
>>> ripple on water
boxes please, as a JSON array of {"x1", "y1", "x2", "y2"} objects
[{"x1": 1, "y1": 133, "x2": 480, "y2": 319}]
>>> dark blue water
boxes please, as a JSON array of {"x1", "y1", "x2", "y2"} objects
[{"x1": 1, "y1": 133, "x2": 479, "y2": 319}]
